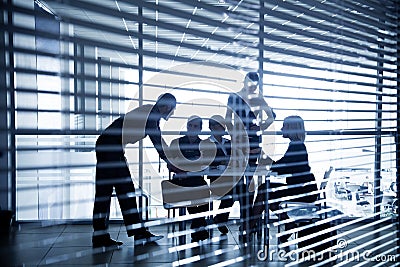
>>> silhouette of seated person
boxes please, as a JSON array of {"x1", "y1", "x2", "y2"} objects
[
  {"x1": 200, "y1": 115, "x2": 233, "y2": 235},
  {"x1": 251, "y1": 116, "x2": 318, "y2": 243},
  {"x1": 168, "y1": 115, "x2": 209, "y2": 242}
]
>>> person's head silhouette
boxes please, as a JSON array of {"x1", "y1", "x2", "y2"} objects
[
  {"x1": 243, "y1": 72, "x2": 259, "y2": 94},
  {"x1": 281, "y1": 115, "x2": 306, "y2": 142},
  {"x1": 209, "y1": 115, "x2": 226, "y2": 138},
  {"x1": 186, "y1": 115, "x2": 202, "y2": 138},
  {"x1": 156, "y1": 93, "x2": 176, "y2": 120}
]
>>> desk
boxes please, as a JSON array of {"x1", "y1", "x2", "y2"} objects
[
  {"x1": 176, "y1": 167, "x2": 271, "y2": 199},
  {"x1": 165, "y1": 167, "x2": 272, "y2": 245},
  {"x1": 206, "y1": 168, "x2": 286, "y2": 251}
]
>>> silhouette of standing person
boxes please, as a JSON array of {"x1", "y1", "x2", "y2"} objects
[
  {"x1": 92, "y1": 93, "x2": 176, "y2": 247},
  {"x1": 225, "y1": 72, "x2": 275, "y2": 242}
]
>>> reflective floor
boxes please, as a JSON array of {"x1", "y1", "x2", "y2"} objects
[{"x1": 0, "y1": 221, "x2": 398, "y2": 266}]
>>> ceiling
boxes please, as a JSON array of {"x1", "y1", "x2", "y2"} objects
[
  {"x1": 40, "y1": 0, "x2": 398, "y2": 74},
  {"x1": 41, "y1": 0, "x2": 258, "y2": 70}
]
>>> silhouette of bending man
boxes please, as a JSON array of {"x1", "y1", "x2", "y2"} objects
[{"x1": 92, "y1": 93, "x2": 176, "y2": 247}]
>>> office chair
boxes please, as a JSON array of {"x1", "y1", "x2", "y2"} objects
[
  {"x1": 277, "y1": 166, "x2": 334, "y2": 245},
  {"x1": 161, "y1": 179, "x2": 211, "y2": 245}
]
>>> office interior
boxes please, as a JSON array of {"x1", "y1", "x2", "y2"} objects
[{"x1": 0, "y1": 0, "x2": 399, "y2": 266}]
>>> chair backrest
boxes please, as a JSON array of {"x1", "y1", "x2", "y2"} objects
[
  {"x1": 319, "y1": 166, "x2": 333, "y2": 200},
  {"x1": 161, "y1": 180, "x2": 210, "y2": 209},
  {"x1": 323, "y1": 166, "x2": 334, "y2": 179},
  {"x1": 320, "y1": 181, "x2": 328, "y2": 190}
]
